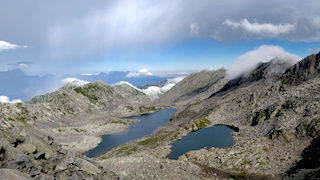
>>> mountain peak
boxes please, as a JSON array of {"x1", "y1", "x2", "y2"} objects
[{"x1": 281, "y1": 52, "x2": 320, "y2": 85}]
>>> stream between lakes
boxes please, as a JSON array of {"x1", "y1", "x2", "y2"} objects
[{"x1": 85, "y1": 108, "x2": 235, "y2": 159}]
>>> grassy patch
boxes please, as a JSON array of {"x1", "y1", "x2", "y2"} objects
[
  {"x1": 7, "y1": 117, "x2": 15, "y2": 121},
  {"x1": 74, "y1": 87, "x2": 99, "y2": 102},
  {"x1": 195, "y1": 117, "x2": 211, "y2": 129},
  {"x1": 242, "y1": 160, "x2": 252, "y2": 166},
  {"x1": 137, "y1": 136, "x2": 161, "y2": 146},
  {"x1": 263, "y1": 148, "x2": 269, "y2": 153},
  {"x1": 170, "y1": 132, "x2": 180, "y2": 141},
  {"x1": 16, "y1": 115, "x2": 29, "y2": 125},
  {"x1": 139, "y1": 106, "x2": 158, "y2": 112},
  {"x1": 100, "y1": 155, "x2": 110, "y2": 160},
  {"x1": 111, "y1": 120, "x2": 128, "y2": 125},
  {"x1": 137, "y1": 131, "x2": 172, "y2": 146},
  {"x1": 72, "y1": 128, "x2": 87, "y2": 133}
]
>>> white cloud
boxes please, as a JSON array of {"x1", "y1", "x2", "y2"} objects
[
  {"x1": 0, "y1": 40, "x2": 27, "y2": 51},
  {"x1": 37, "y1": 0, "x2": 320, "y2": 58},
  {"x1": 80, "y1": 73, "x2": 98, "y2": 76},
  {"x1": 190, "y1": 23, "x2": 200, "y2": 35},
  {"x1": 0, "y1": 0, "x2": 320, "y2": 61},
  {"x1": 141, "y1": 76, "x2": 185, "y2": 97},
  {"x1": 114, "y1": 76, "x2": 185, "y2": 98},
  {"x1": 18, "y1": 63, "x2": 29, "y2": 68},
  {"x1": 127, "y1": 68, "x2": 153, "y2": 78},
  {"x1": 62, "y1": 78, "x2": 90, "y2": 86},
  {"x1": 0, "y1": 96, "x2": 22, "y2": 104},
  {"x1": 115, "y1": 81, "x2": 141, "y2": 91},
  {"x1": 227, "y1": 45, "x2": 301, "y2": 80},
  {"x1": 223, "y1": 19, "x2": 296, "y2": 37}
]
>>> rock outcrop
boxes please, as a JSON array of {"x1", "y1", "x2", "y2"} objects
[
  {"x1": 282, "y1": 52, "x2": 320, "y2": 85},
  {"x1": 29, "y1": 81, "x2": 155, "y2": 117},
  {"x1": 0, "y1": 128, "x2": 116, "y2": 179},
  {"x1": 157, "y1": 68, "x2": 227, "y2": 106}
]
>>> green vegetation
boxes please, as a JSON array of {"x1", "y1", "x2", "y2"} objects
[
  {"x1": 111, "y1": 120, "x2": 128, "y2": 125},
  {"x1": 126, "y1": 106, "x2": 134, "y2": 112},
  {"x1": 170, "y1": 132, "x2": 180, "y2": 141},
  {"x1": 194, "y1": 117, "x2": 211, "y2": 129},
  {"x1": 137, "y1": 131, "x2": 173, "y2": 146},
  {"x1": 72, "y1": 128, "x2": 87, "y2": 133},
  {"x1": 16, "y1": 115, "x2": 29, "y2": 125},
  {"x1": 137, "y1": 136, "x2": 161, "y2": 146},
  {"x1": 263, "y1": 148, "x2": 269, "y2": 153},
  {"x1": 100, "y1": 155, "x2": 110, "y2": 160},
  {"x1": 251, "y1": 109, "x2": 269, "y2": 126},
  {"x1": 74, "y1": 86, "x2": 99, "y2": 102},
  {"x1": 281, "y1": 100, "x2": 296, "y2": 110},
  {"x1": 7, "y1": 117, "x2": 15, "y2": 121},
  {"x1": 116, "y1": 146, "x2": 138, "y2": 156},
  {"x1": 139, "y1": 106, "x2": 158, "y2": 113},
  {"x1": 184, "y1": 117, "x2": 211, "y2": 131},
  {"x1": 242, "y1": 160, "x2": 252, "y2": 166}
]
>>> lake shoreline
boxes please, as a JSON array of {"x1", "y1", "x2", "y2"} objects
[{"x1": 85, "y1": 108, "x2": 176, "y2": 158}]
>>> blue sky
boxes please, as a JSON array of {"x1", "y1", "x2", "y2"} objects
[
  {"x1": 83, "y1": 39, "x2": 320, "y2": 73},
  {"x1": 0, "y1": 0, "x2": 320, "y2": 75}
]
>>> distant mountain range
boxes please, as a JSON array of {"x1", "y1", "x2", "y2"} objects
[
  {"x1": 0, "y1": 69, "x2": 61, "y2": 101},
  {"x1": 76, "y1": 71, "x2": 166, "y2": 88},
  {"x1": 0, "y1": 69, "x2": 168, "y2": 101}
]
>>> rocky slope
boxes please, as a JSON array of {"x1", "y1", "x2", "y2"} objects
[
  {"x1": 0, "y1": 80, "x2": 167, "y2": 179},
  {"x1": 1, "y1": 80, "x2": 163, "y2": 153},
  {"x1": 0, "y1": 125, "x2": 122, "y2": 179},
  {"x1": 29, "y1": 80, "x2": 156, "y2": 117},
  {"x1": 1, "y1": 53, "x2": 320, "y2": 179},
  {"x1": 157, "y1": 69, "x2": 227, "y2": 106},
  {"x1": 166, "y1": 52, "x2": 320, "y2": 178}
]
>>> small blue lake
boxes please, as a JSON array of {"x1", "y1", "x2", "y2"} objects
[
  {"x1": 167, "y1": 125, "x2": 236, "y2": 160},
  {"x1": 85, "y1": 108, "x2": 176, "y2": 158}
]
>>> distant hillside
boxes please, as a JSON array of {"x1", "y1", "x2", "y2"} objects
[
  {"x1": 29, "y1": 81, "x2": 156, "y2": 117},
  {"x1": 157, "y1": 69, "x2": 227, "y2": 106},
  {"x1": 0, "y1": 69, "x2": 167, "y2": 102}
]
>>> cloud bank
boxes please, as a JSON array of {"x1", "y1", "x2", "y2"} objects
[
  {"x1": 1, "y1": 0, "x2": 320, "y2": 65},
  {"x1": 127, "y1": 68, "x2": 153, "y2": 78},
  {"x1": 0, "y1": 96, "x2": 22, "y2": 103},
  {"x1": 227, "y1": 45, "x2": 301, "y2": 80},
  {"x1": 115, "y1": 76, "x2": 185, "y2": 98},
  {"x1": 32, "y1": 0, "x2": 319, "y2": 57},
  {"x1": 62, "y1": 78, "x2": 90, "y2": 86},
  {"x1": 223, "y1": 19, "x2": 296, "y2": 37},
  {"x1": 141, "y1": 76, "x2": 185, "y2": 97},
  {"x1": 0, "y1": 40, "x2": 26, "y2": 51}
]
